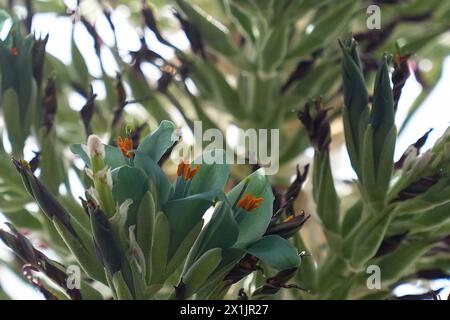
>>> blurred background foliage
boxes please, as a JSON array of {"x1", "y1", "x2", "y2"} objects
[{"x1": 0, "y1": 0, "x2": 450, "y2": 299}]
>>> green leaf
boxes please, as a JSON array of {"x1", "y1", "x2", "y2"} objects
[
  {"x1": 224, "y1": 2, "x2": 255, "y2": 44},
  {"x1": 371, "y1": 56, "x2": 395, "y2": 165},
  {"x1": 313, "y1": 151, "x2": 340, "y2": 235},
  {"x1": 347, "y1": 208, "x2": 394, "y2": 269},
  {"x1": 340, "y1": 37, "x2": 370, "y2": 164},
  {"x1": 182, "y1": 248, "x2": 223, "y2": 298},
  {"x1": 163, "y1": 190, "x2": 221, "y2": 256},
  {"x1": 150, "y1": 212, "x2": 170, "y2": 284},
  {"x1": 227, "y1": 169, "x2": 274, "y2": 248},
  {"x1": 133, "y1": 152, "x2": 173, "y2": 209},
  {"x1": 194, "y1": 200, "x2": 239, "y2": 258},
  {"x1": 137, "y1": 120, "x2": 177, "y2": 163},
  {"x1": 53, "y1": 218, "x2": 106, "y2": 284},
  {"x1": 2, "y1": 89, "x2": 25, "y2": 155},
  {"x1": 188, "y1": 149, "x2": 230, "y2": 195},
  {"x1": 258, "y1": 23, "x2": 289, "y2": 77},
  {"x1": 376, "y1": 126, "x2": 397, "y2": 197},
  {"x1": 341, "y1": 200, "x2": 363, "y2": 237},
  {"x1": 136, "y1": 191, "x2": 156, "y2": 267},
  {"x1": 112, "y1": 166, "x2": 148, "y2": 226},
  {"x1": 361, "y1": 125, "x2": 376, "y2": 195},
  {"x1": 374, "y1": 240, "x2": 432, "y2": 284},
  {"x1": 246, "y1": 235, "x2": 300, "y2": 270},
  {"x1": 79, "y1": 281, "x2": 104, "y2": 300},
  {"x1": 166, "y1": 219, "x2": 203, "y2": 275},
  {"x1": 90, "y1": 208, "x2": 125, "y2": 276},
  {"x1": 112, "y1": 271, "x2": 133, "y2": 300}
]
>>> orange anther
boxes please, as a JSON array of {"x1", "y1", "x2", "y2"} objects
[
  {"x1": 118, "y1": 136, "x2": 134, "y2": 158},
  {"x1": 177, "y1": 159, "x2": 186, "y2": 176},
  {"x1": 178, "y1": 160, "x2": 200, "y2": 181},
  {"x1": 237, "y1": 193, "x2": 263, "y2": 212}
]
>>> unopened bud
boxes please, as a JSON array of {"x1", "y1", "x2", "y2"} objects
[{"x1": 87, "y1": 135, "x2": 105, "y2": 159}]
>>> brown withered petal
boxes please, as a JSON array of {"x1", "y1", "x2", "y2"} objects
[
  {"x1": 79, "y1": 196, "x2": 90, "y2": 216},
  {"x1": 394, "y1": 290, "x2": 441, "y2": 300},
  {"x1": 354, "y1": 20, "x2": 396, "y2": 53},
  {"x1": 393, "y1": 172, "x2": 441, "y2": 202},
  {"x1": 374, "y1": 232, "x2": 408, "y2": 258},
  {"x1": 130, "y1": 38, "x2": 164, "y2": 74},
  {"x1": 426, "y1": 235, "x2": 450, "y2": 256},
  {"x1": 42, "y1": 78, "x2": 57, "y2": 135},
  {"x1": 237, "y1": 288, "x2": 249, "y2": 300},
  {"x1": 175, "y1": 280, "x2": 186, "y2": 300},
  {"x1": 23, "y1": 265, "x2": 59, "y2": 300},
  {"x1": 32, "y1": 34, "x2": 49, "y2": 87},
  {"x1": 1, "y1": 224, "x2": 82, "y2": 300},
  {"x1": 128, "y1": 124, "x2": 147, "y2": 150},
  {"x1": 271, "y1": 186, "x2": 283, "y2": 215},
  {"x1": 298, "y1": 99, "x2": 332, "y2": 153},
  {"x1": 416, "y1": 268, "x2": 449, "y2": 280},
  {"x1": 111, "y1": 73, "x2": 127, "y2": 128},
  {"x1": 24, "y1": 0, "x2": 34, "y2": 33},
  {"x1": 173, "y1": 10, "x2": 206, "y2": 59},
  {"x1": 157, "y1": 69, "x2": 174, "y2": 93},
  {"x1": 395, "y1": 129, "x2": 433, "y2": 169},
  {"x1": 252, "y1": 268, "x2": 306, "y2": 297},
  {"x1": 224, "y1": 255, "x2": 260, "y2": 285},
  {"x1": 392, "y1": 53, "x2": 412, "y2": 112},
  {"x1": 29, "y1": 151, "x2": 41, "y2": 173},
  {"x1": 71, "y1": 82, "x2": 90, "y2": 98},
  {"x1": 80, "y1": 87, "x2": 97, "y2": 137},
  {"x1": 373, "y1": 0, "x2": 403, "y2": 4},
  {"x1": 178, "y1": 57, "x2": 193, "y2": 80},
  {"x1": 142, "y1": 1, "x2": 175, "y2": 49},
  {"x1": 281, "y1": 50, "x2": 322, "y2": 93},
  {"x1": 265, "y1": 213, "x2": 310, "y2": 239},
  {"x1": 285, "y1": 164, "x2": 309, "y2": 213},
  {"x1": 80, "y1": 16, "x2": 102, "y2": 56},
  {"x1": 158, "y1": 138, "x2": 179, "y2": 167},
  {"x1": 102, "y1": 7, "x2": 115, "y2": 33},
  {"x1": 11, "y1": 159, "x2": 78, "y2": 237}
]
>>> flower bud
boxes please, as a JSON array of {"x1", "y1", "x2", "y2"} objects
[{"x1": 87, "y1": 135, "x2": 105, "y2": 159}]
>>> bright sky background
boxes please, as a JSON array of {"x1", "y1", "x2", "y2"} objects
[{"x1": 1, "y1": 3, "x2": 450, "y2": 299}]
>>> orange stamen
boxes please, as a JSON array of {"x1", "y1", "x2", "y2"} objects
[
  {"x1": 188, "y1": 165, "x2": 200, "y2": 180},
  {"x1": 177, "y1": 160, "x2": 186, "y2": 176},
  {"x1": 118, "y1": 136, "x2": 134, "y2": 158},
  {"x1": 177, "y1": 160, "x2": 200, "y2": 181},
  {"x1": 10, "y1": 47, "x2": 18, "y2": 56},
  {"x1": 237, "y1": 194, "x2": 250, "y2": 209},
  {"x1": 237, "y1": 193, "x2": 263, "y2": 212},
  {"x1": 183, "y1": 163, "x2": 190, "y2": 180}
]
